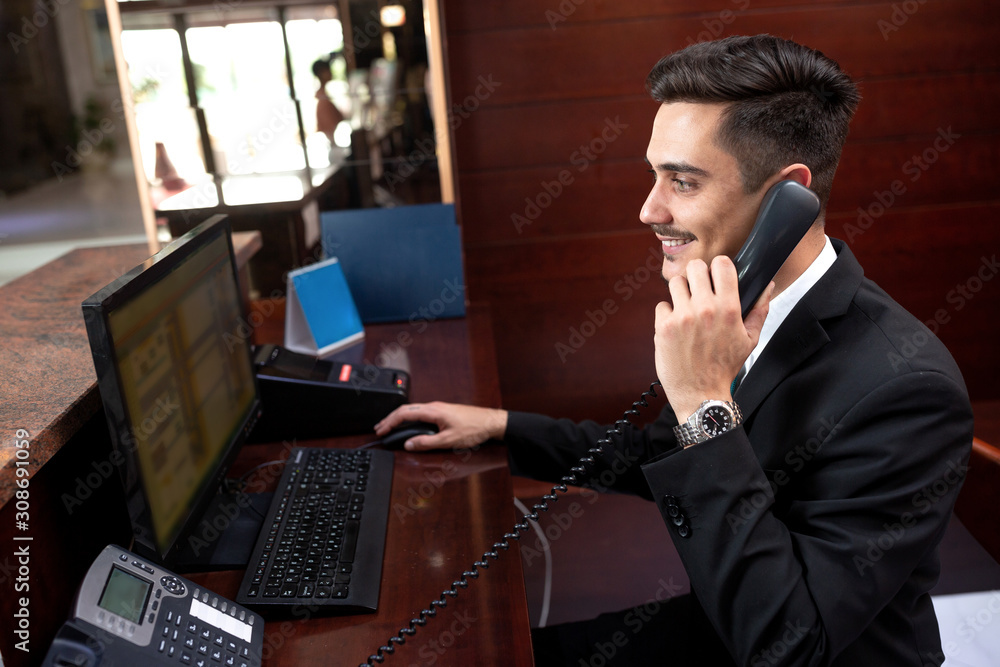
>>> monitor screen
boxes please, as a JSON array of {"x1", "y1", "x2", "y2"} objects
[{"x1": 83, "y1": 216, "x2": 260, "y2": 563}]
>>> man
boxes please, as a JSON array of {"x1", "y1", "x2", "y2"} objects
[
  {"x1": 312, "y1": 58, "x2": 345, "y2": 142},
  {"x1": 375, "y1": 35, "x2": 972, "y2": 666}
]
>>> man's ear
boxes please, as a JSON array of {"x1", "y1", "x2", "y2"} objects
[
  {"x1": 776, "y1": 163, "x2": 812, "y2": 189},
  {"x1": 775, "y1": 163, "x2": 826, "y2": 229}
]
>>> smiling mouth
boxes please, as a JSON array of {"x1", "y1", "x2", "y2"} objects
[{"x1": 657, "y1": 236, "x2": 694, "y2": 256}]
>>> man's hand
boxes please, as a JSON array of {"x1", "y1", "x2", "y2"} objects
[
  {"x1": 655, "y1": 256, "x2": 772, "y2": 423},
  {"x1": 374, "y1": 402, "x2": 508, "y2": 451}
]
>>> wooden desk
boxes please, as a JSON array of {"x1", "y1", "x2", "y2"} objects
[
  {"x1": 0, "y1": 290, "x2": 533, "y2": 666},
  {"x1": 184, "y1": 300, "x2": 532, "y2": 666}
]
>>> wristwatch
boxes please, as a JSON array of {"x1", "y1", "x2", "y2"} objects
[{"x1": 673, "y1": 400, "x2": 744, "y2": 448}]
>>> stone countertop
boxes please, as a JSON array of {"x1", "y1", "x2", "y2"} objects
[{"x1": 0, "y1": 232, "x2": 261, "y2": 508}]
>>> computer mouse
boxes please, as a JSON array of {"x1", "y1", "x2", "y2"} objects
[{"x1": 376, "y1": 421, "x2": 439, "y2": 450}]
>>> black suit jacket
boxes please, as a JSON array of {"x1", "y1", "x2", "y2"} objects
[{"x1": 504, "y1": 240, "x2": 973, "y2": 666}]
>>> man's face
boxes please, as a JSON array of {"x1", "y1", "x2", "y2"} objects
[{"x1": 641, "y1": 102, "x2": 768, "y2": 283}]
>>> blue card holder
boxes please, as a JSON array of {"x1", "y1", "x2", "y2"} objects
[{"x1": 284, "y1": 257, "x2": 365, "y2": 357}]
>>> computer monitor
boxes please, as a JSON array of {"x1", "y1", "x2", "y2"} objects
[{"x1": 83, "y1": 215, "x2": 261, "y2": 567}]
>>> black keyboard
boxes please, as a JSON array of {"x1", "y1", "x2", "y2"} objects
[{"x1": 235, "y1": 447, "x2": 393, "y2": 613}]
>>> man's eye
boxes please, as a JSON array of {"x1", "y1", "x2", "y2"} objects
[
  {"x1": 673, "y1": 178, "x2": 694, "y2": 193},
  {"x1": 647, "y1": 169, "x2": 657, "y2": 183}
]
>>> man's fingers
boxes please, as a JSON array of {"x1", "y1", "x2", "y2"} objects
[
  {"x1": 655, "y1": 300, "x2": 672, "y2": 323},
  {"x1": 403, "y1": 433, "x2": 446, "y2": 451},
  {"x1": 685, "y1": 258, "x2": 713, "y2": 297},
  {"x1": 667, "y1": 274, "x2": 691, "y2": 310},
  {"x1": 710, "y1": 255, "x2": 739, "y2": 297},
  {"x1": 374, "y1": 403, "x2": 434, "y2": 435}
]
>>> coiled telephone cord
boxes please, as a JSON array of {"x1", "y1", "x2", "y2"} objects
[{"x1": 359, "y1": 380, "x2": 663, "y2": 666}]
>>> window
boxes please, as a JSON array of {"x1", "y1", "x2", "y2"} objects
[{"x1": 120, "y1": 4, "x2": 347, "y2": 183}]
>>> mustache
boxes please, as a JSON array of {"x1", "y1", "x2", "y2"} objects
[{"x1": 650, "y1": 224, "x2": 695, "y2": 239}]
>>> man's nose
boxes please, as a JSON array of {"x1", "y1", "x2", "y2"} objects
[{"x1": 640, "y1": 187, "x2": 670, "y2": 225}]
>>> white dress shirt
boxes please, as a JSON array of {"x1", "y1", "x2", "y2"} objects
[{"x1": 738, "y1": 235, "x2": 838, "y2": 385}]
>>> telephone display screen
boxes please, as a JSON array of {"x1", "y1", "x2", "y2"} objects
[{"x1": 98, "y1": 567, "x2": 151, "y2": 624}]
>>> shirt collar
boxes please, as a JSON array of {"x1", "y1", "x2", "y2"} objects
[{"x1": 741, "y1": 235, "x2": 837, "y2": 378}]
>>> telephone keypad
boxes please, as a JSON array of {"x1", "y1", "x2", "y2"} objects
[{"x1": 150, "y1": 611, "x2": 252, "y2": 667}]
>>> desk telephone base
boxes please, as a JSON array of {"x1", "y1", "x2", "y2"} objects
[{"x1": 42, "y1": 545, "x2": 264, "y2": 667}]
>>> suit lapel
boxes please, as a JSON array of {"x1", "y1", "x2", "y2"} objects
[
  {"x1": 734, "y1": 239, "x2": 864, "y2": 417},
  {"x1": 734, "y1": 309, "x2": 828, "y2": 416}
]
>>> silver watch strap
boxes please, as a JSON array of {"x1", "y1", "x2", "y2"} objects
[{"x1": 674, "y1": 422, "x2": 703, "y2": 447}]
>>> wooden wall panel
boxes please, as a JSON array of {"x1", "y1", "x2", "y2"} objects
[
  {"x1": 458, "y1": 163, "x2": 649, "y2": 246},
  {"x1": 458, "y1": 132, "x2": 1000, "y2": 247},
  {"x1": 447, "y1": 1, "x2": 999, "y2": 106},
  {"x1": 442, "y1": 0, "x2": 1000, "y2": 418},
  {"x1": 453, "y1": 97, "x2": 650, "y2": 173},
  {"x1": 454, "y1": 73, "x2": 1000, "y2": 173},
  {"x1": 851, "y1": 72, "x2": 1000, "y2": 141},
  {"x1": 445, "y1": 0, "x2": 832, "y2": 32}
]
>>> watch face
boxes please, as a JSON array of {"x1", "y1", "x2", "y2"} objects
[{"x1": 700, "y1": 405, "x2": 733, "y2": 436}]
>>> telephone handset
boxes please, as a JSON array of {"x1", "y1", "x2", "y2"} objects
[
  {"x1": 359, "y1": 180, "x2": 821, "y2": 666},
  {"x1": 735, "y1": 179, "x2": 822, "y2": 318}
]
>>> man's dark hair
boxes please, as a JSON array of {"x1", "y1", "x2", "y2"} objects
[
  {"x1": 646, "y1": 34, "x2": 860, "y2": 207},
  {"x1": 312, "y1": 58, "x2": 330, "y2": 79}
]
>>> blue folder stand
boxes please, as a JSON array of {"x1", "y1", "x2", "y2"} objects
[
  {"x1": 284, "y1": 257, "x2": 365, "y2": 357},
  {"x1": 320, "y1": 203, "x2": 465, "y2": 324}
]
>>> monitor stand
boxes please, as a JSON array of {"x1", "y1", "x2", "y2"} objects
[{"x1": 171, "y1": 491, "x2": 273, "y2": 571}]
